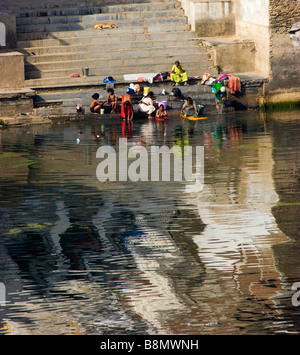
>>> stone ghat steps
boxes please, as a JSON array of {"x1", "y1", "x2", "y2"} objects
[
  {"x1": 10, "y1": 0, "x2": 175, "y2": 12},
  {"x1": 16, "y1": 6, "x2": 183, "y2": 27},
  {"x1": 32, "y1": 80, "x2": 217, "y2": 116},
  {"x1": 16, "y1": 14, "x2": 188, "y2": 37},
  {"x1": 24, "y1": 56, "x2": 217, "y2": 87},
  {"x1": 16, "y1": 1, "x2": 181, "y2": 19},
  {"x1": 15, "y1": 1, "x2": 184, "y2": 30},
  {"x1": 34, "y1": 84, "x2": 215, "y2": 103},
  {"x1": 17, "y1": 22, "x2": 191, "y2": 42},
  {"x1": 9, "y1": 0, "x2": 176, "y2": 15},
  {"x1": 25, "y1": 59, "x2": 217, "y2": 87},
  {"x1": 25, "y1": 58, "x2": 210, "y2": 79},
  {"x1": 25, "y1": 63, "x2": 212, "y2": 82},
  {"x1": 18, "y1": 31, "x2": 199, "y2": 52},
  {"x1": 20, "y1": 35, "x2": 204, "y2": 57},
  {"x1": 24, "y1": 45, "x2": 208, "y2": 68},
  {"x1": 25, "y1": 70, "x2": 217, "y2": 89},
  {"x1": 15, "y1": 0, "x2": 216, "y2": 94}
]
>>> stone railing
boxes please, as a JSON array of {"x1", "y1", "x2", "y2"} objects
[{"x1": 179, "y1": 0, "x2": 235, "y2": 36}]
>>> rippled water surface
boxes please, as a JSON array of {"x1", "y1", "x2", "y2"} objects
[{"x1": 1, "y1": 110, "x2": 300, "y2": 335}]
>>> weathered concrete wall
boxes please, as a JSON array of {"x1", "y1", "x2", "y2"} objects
[
  {"x1": 235, "y1": 0, "x2": 270, "y2": 77},
  {"x1": 201, "y1": 37, "x2": 256, "y2": 73},
  {"x1": 266, "y1": 0, "x2": 300, "y2": 101},
  {"x1": 0, "y1": 50, "x2": 25, "y2": 89},
  {"x1": 180, "y1": 0, "x2": 235, "y2": 36},
  {"x1": 0, "y1": 96, "x2": 33, "y2": 117}
]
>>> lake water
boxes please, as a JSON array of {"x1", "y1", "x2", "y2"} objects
[{"x1": 0, "y1": 109, "x2": 300, "y2": 335}]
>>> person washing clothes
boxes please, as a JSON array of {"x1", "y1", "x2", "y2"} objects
[
  {"x1": 212, "y1": 83, "x2": 226, "y2": 110},
  {"x1": 180, "y1": 97, "x2": 199, "y2": 117},
  {"x1": 170, "y1": 60, "x2": 189, "y2": 86},
  {"x1": 138, "y1": 91, "x2": 156, "y2": 119}
]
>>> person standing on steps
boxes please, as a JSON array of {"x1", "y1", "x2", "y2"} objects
[
  {"x1": 170, "y1": 60, "x2": 189, "y2": 86},
  {"x1": 106, "y1": 88, "x2": 118, "y2": 113}
]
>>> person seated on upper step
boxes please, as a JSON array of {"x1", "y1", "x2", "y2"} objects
[
  {"x1": 170, "y1": 60, "x2": 189, "y2": 87},
  {"x1": 90, "y1": 93, "x2": 104, "y2": 114}
]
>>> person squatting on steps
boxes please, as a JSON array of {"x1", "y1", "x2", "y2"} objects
[
  {"x1": 106, "y1": 88, "x2": 118, "y2": 113},
  {"x1": 180, "y1": 97, "x2": 199, "y2": 117},
  {"x1": 138, "y1": 91, "x2": 156, "y2": 119},
  {"x1": 90, "y1": 93, "x2": 105, "y2": 114}
]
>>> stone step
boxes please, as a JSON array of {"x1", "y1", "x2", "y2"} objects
[
  {"x1": 16, "y1": 13, "x2": 187, "y2": 34},
  {"x1": 16, "y1": 22, "x2": 191, "y2": 41},
  {"x1": 25, "y1": 57, "x2": 212, "y2": 79},
  {"x1": 9, "y1": 0, "x2": 176, "y2": 13},
  {"x1": 34, "y1": 84, "x2": 214, "y2": 101},
  {"x1": 18, "y1": 30, "x2": 198, "y2": 50},
  {"x1": 24, "y1": 45, "x2": 206, "y2": 65},
  {"x1": 16, "y1": 0, "x2": 181, "y2": 18},
  {"x1": 32, "y1": 82, "x2": 217, "y2": 113},
  {"x1": 10, "y1": 0, "x2": 175, "y2": 12},
  {"x1": 16, "y1": 8, "x2": 184, "y2": 26},
  {"x1": 60, "y1": 94, "x2": 215, "y2": 108},
  {"x1": 25, "y1": 60, "x2": 218, "y2": 82},
  {"x1": 25, "y1": 63, "x2": 218, "y2": 87}
]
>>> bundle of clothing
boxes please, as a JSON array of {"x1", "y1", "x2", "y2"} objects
[
  {"x1": 200, "y1": 72, "x2": 241, "y2": 94},
  {"x1": 227, "y1": 76, "x2": 241, "y2": 94}
]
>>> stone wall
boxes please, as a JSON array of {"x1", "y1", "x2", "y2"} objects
[
  {"x1": 180, "y1": 0, "x2": 235, "y2": 36},
  {"x1": 235, "y1": 0, "x2": 270, "y2": 77},
  {"x1": 269, "y1": 0, "x2": 300, "y2": 33},
  {"x1": 267, "y1": 0, "x2": 300, "y2": 100},
  {"x1": 0, "y1": 51, "x2": 25, "y2": 89}
]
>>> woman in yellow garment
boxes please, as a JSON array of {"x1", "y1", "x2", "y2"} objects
[{"x1": 170, "y1": 60, "x2": 189, "y2": 86}]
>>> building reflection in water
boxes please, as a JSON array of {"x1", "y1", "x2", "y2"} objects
[{"x1": 0, "y1": 111, "x2": 300, "y2": 334}]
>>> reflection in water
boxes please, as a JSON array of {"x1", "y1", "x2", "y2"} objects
[{"x1": 0, "y1": 110, "x2": 300, "y2": 334}]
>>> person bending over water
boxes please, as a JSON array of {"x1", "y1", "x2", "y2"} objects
[
  {"x1": 181, "y1": 97, "x2": 198, "y2": 117},
  {"x1": 121, "y1": 94, "x2": 134, "y2": 121}
]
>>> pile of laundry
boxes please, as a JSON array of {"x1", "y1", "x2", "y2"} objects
[
  {"x1": 123, "y1": 72, "x2": 170, "y2": 84},
  {"x1": 200, "y1": 73, "x2": 242, "y2": 94}
]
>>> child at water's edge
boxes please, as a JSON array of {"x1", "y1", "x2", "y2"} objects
[
  {"x1": 107, "y1": 88, "x2": 118, "y2": 113},
  {"x1": 90, "y1": 93, "x2": 104, "y2": 114},
  {"x1": 156, "y1": 104, "x2": 167, "y2": 118}
]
